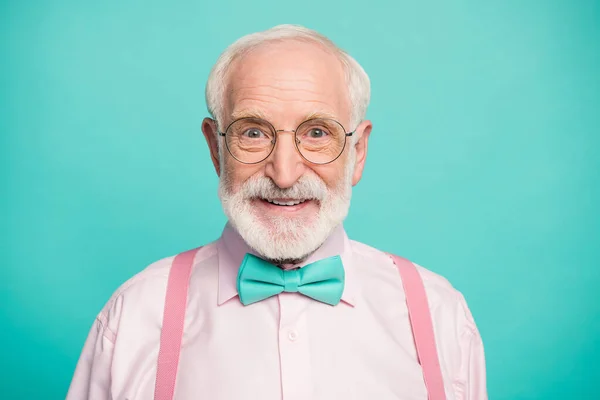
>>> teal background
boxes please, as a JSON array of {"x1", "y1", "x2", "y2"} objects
[{"x1": 1, "y1": 0, "x2": 599, "y2": 398}]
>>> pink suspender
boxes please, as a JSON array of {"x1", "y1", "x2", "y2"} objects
[
  {"x1": 154, "y1": 247, "x2": 201, "y2": 400},
  {"x1": 388, "y1": 254, "x2": 447, "y2": 400},
  {"x1": 154, "y1": 249, "x2": 446, "y2": 400}
]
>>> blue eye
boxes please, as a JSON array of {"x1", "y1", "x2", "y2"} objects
[
  {"x1": 308, "y1": 128, "x2": 328, "y2": 138},
  {"x1": 243, "y1": 128, "x2": 266, "y2": 139}
]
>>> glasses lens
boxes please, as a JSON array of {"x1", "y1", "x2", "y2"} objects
[
  {"x1": 296, "y1": 118, "x2": 347, "y2": 164},
  {"x1": 225, "y1": 118, "x2": 275, "y2": 163}
]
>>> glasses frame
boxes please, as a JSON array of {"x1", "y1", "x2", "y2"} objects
[{"x1": 216, "y1": 117, "x2": 355, "y2": 165}]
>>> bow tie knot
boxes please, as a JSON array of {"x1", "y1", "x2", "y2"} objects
[
  {"x1": 236, "y1": 253, "x2": 345, "y2": 306},
  {"x1": 283, "y1": 269, "x2": 301, "y2": 292}
]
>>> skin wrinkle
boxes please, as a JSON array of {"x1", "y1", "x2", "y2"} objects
[
  {"x1": 229, "y1": 108, "x2": 344, "y2": 131},
  {"x1": 231, "y1": 95, "x2": 342, "y2": 119},
  {"x1": 232, "y1": 81, "x2": 336, "y2": 96},
  {"x1": 234, "y1": 94, "x2": 337, "y2": 109},
  {"x1": 230, "y1": 76, "x2": 330, "y2": 90}
]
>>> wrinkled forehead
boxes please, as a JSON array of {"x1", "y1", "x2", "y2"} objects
[{"x1": 223, "y1": 40, "x2": 352, "y2": 128}]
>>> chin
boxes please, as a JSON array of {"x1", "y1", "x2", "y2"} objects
[
  {"x1": 261, "y1": 212, "x2": 317, "y2": 235},
  {"x1": 239, "y1": 208, "x2": 328, "y2": 260}
]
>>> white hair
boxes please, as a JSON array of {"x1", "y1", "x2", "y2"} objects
[{"x1": 205, "y1": 24, "x2": 371, "y2": 135}]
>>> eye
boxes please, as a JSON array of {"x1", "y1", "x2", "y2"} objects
[
  {"x1": 308, "y1": 128, "x2": 328, "y2": 138},
  {"x1": 242, "y1": 128, "x2": 266, "y2": 139}
]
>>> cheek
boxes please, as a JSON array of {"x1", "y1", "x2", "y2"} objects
[
  {"x1": 310, "y1": 164, "x2": 346, "y2": 191},
  {"x1": 224, "y1": 160, "x2": 263, "y2": 191}
]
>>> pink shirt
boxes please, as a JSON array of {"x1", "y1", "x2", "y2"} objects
[{"x1": 67, "y1": 224, "x2": 487, "y2": 400}]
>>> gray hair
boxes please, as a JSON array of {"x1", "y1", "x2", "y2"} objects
[{"x1": 205, "y1": 24, "x2": 371, "y2": 135}]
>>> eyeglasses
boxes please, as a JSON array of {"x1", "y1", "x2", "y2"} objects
[{"x1": 217, "y1": 117, "x2": 355, "y2": 165}]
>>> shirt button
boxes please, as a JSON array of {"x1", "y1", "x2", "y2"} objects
[{"x1": 288, "y1": 330, "x2": 298, "y2": 341}]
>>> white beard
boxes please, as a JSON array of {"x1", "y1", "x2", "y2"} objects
[{"x1": 218, "y1": 149, "x2": 355, "y2": 263}]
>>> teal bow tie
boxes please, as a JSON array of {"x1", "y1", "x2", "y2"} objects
[{"x1": 236, "y1": 253, "x2": 345, "y2": 306}]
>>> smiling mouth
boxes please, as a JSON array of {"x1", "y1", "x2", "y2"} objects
[
  {"x1": 254, "y1": 197, "x2": 320, "y2": 208},
  {"x1": 265, "y1": 199, "x2": 308, "y2": 206}
]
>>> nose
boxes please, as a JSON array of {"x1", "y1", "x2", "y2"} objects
[{"x1": 264, "y1": 131, "x2": 306, "y2": 189}]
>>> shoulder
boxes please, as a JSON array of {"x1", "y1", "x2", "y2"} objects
[
  {"x1": 349, "y1": 239, "x2": 484, "y2": 384},
  {"x1": 350, "y1": 239, "x2": 478, "y2": 331},
  {"x1": 94, "y1": 242, "x2": 219, "y2": 339},
  {"x1": 106, "y1": 243, "x2": 217, "y2": 308}
]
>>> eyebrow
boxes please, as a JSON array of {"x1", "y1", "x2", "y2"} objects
[
  {"x1": 230, "y1": 109, "x2": 270, "y2": 121},
  {"x1": 303, "y1": 111, "x2": 340, "y2": 121}
]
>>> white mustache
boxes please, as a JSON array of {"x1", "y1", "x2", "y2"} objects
[{"x1": 239, "y1": 175, "x2": 328, "y2": 202}]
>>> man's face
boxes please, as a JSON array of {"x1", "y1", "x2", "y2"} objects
[{"x1": 203, "y1": 40, "x2": 372, "y2": 262}]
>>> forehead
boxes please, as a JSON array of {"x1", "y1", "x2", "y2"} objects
[{"x1": 224, "y1": 40, "x2": 351, "y2": 126}]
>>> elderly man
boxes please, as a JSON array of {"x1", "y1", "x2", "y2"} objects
[{"x1": 67, "y1": 25, "x2": 487, "y2": 400}]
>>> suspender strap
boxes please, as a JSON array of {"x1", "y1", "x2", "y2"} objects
[
  {"x1": 154, "y1": 247, "x2": 202, "y2": 400},
  {"x1": 388, "y1": 254, "x2": 447, "y2": 400}
]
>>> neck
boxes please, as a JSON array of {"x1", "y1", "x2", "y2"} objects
[
  {"x1": 266, "y1": 256, "x2": 309, "y2": 268},
  {"x1": 263, "y1": 248, "x2": 318, "y2": 268}
]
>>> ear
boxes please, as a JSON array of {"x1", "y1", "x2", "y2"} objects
[
  {"x1": 351, "y1": 120, "x2": 373, "y2": 186},
  {"x1": 202, "y1": 117, "x2": 221, "y2": 176}
]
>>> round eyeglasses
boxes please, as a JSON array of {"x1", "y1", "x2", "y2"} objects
[{"x1": 217, "y1": 117, "x2": 355, "y2": 165}]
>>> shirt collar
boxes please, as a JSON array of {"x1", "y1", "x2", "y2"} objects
[{"x1": 216, "y1": 222, "x2": 357, "y2": 307}]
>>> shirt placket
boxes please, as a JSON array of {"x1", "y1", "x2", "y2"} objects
[{"x1": 277, "y1": 292, "x2": 312, "y2": 400}]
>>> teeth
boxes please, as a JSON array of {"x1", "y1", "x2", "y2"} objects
[{"x1": 266, "y1": 199, "x2": 307, "y2": 206}]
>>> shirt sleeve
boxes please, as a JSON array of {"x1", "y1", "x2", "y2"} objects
[
  {"x1": 66, "y1": 312, "x2": 115, "y2": 400},
  {"x1": 465, "y1": 327, "x2": 487, "y2": 400},
  {"x1": 454, "y1": 293, "x2": 488, "y2": 400}
]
